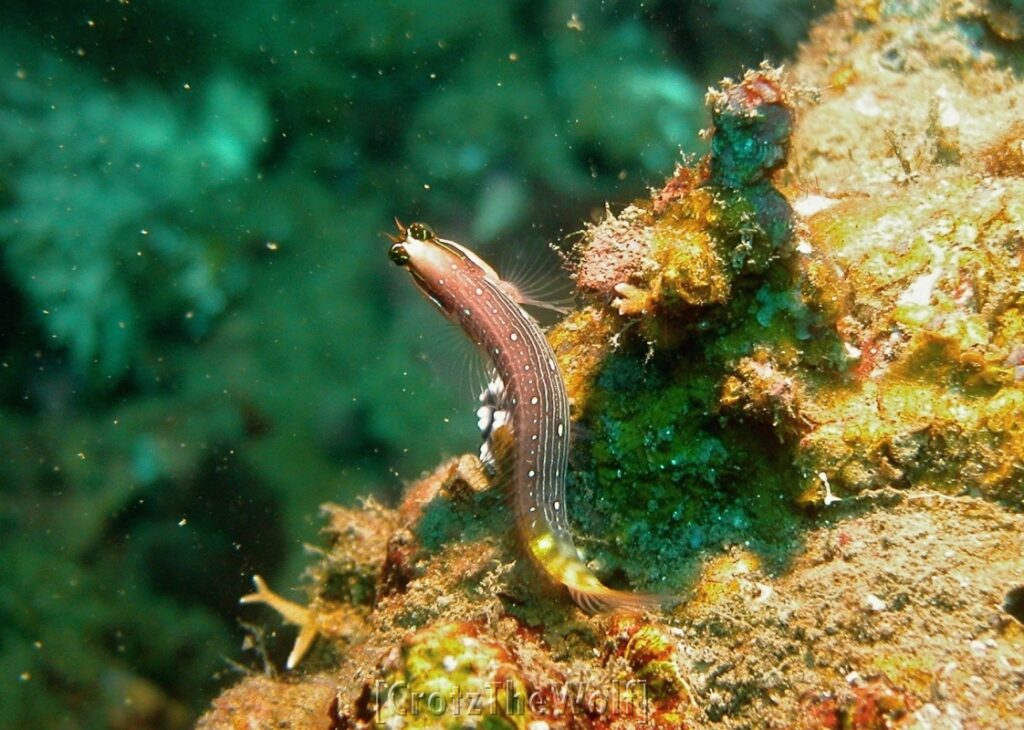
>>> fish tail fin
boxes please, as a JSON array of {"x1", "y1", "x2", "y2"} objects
[
  {"x1": 531, "y1": 533, "x2": 680, "y2": 613},
  {"x1": 567, "y1": 584, "x2": 679, "y2": 614}
]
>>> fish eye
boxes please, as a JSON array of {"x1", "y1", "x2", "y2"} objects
[
  {"x1": 409, "y1": 222, "x2": 435, "y2": 241},
  {"x1": 388, "y1": 243, "x2": 410, "y2": 266}
]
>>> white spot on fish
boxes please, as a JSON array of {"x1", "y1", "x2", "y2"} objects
[
  {"x1": 530, "y1": 396, "x2": 538, "y2": 404},
  {"x1": 475, "y1": 287, "x2": 483, "y2": 296},
  {"x1": 494, "y1": 347, "x2": 500, "y2": 355},
  {"x1": 524, "y1": 364, "x2": 530, "y2": 371},
  {"x1": 510, "y1": 332, "x2": 519, "y2": 341},
  {"x1": 553, "y1": 501, "x2": 561, "y2": 511},
  {"x1": 557, "y1": 423, "x2": 564, "y2": 437},
  {"x1": 529, "y1": 506, "x2": 536, "y2": 512},
  {"x1": 463, "y1": 308, "x2": 471, "y2": 317},
  {"x1": 528, "y1": 470, "x2": 536, "y2": 478},
  {"x1": 438, "y1": 279, "x2": 445, "y2": 286},
  {"x1": 548, "y1": 358, "x2": 555, "y2": 371}
]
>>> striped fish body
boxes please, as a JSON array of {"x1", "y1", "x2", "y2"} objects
[{"x1": 389, "y1": 221, "x2": 669, "y2": 612}]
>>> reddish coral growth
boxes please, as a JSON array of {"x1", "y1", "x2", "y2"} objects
[
  {"x1": 713, "y1": 66, "x2": 789, "y2": 115},
  {"x1": 980, "y1": 121, "x2": 1024, "y2": 177},
  {"x1": 797, "y1": 675, "x2": 917, "y2": 729},
  {"x1": 197, "y1": 675, "x2": 337, "y2": 730},
  {"x1": 574, "y1": 204, "x2": 654, "y2": 303},
  {"x1": 652, "y1": 160, "x2": 709, "y2": 215},
  {"x1": 377, "y1": 527, "x2": 416, "y2": 599},
  {"x1": 379, "y1": 455, "x2": 493, "y2": 600},
  {"x1": 395, "y1": 457, "x2": 451, "y2": 524},
  {"x1": 602, "y1": 614, "x2": 692, "y2": 728}
]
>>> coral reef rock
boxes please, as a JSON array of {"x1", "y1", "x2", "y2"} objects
[{"x1": 203, "y1": 1, "x2": 1024, "y2": 728}]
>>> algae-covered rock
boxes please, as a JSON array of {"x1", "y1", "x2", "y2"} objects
[
  {"x1": 372, "y1": 621, "x2": 533, "y2": 730},
  {"x1": 204, "y1": 1, "x2": 1024, "y2": 727}
]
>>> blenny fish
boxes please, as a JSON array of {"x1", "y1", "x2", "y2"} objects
[{"x1": 388, "y1": 221, "x2": 668, "y2": 612}]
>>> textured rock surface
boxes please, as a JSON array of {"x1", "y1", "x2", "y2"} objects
[{"x1": 203, "y1": 2, "x2": 1024, "y2": 727}]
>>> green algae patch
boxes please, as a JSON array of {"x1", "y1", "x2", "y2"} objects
[
  {"x1": 558, "y1": 67, "x2": 816, "y2": 589},
  {"x1": 561, "y1": 51, "x2": 1024, "y2": 598},
  {"x1": 569, "y1": 348, "x2": 805, "y2": 592}
]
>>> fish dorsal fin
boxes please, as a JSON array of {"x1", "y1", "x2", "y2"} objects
[{"x1": 500, "y1": 281, "x2": 570, "y2": 315}]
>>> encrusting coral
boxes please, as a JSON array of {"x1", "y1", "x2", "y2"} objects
[
  {"x1": 203, "y1": 1, "x2": 1024, "y2": 728},
  {"x1": 1, "y1": 4, "x2": 833, "y2": 726}
]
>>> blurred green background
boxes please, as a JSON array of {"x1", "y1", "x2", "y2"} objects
[{"x1": 0, "y1": 1, "x2": 826, "y2": 726}]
